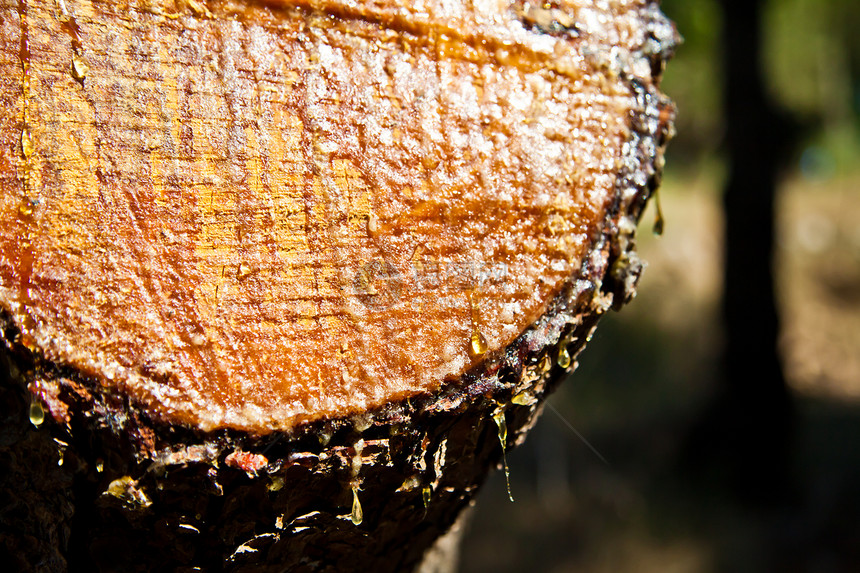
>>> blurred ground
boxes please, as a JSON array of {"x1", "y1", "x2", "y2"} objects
[
  {"x1": 458, "y1": 164, "x2": 860, "y2": 573},
  {"x1": 780, "y1": 170, "x2": 860, "y2": 399}
]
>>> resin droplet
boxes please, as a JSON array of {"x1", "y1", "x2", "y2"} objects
[
  {"x1": 106, "y1": 476, "x2": 152, "y2": 508},
  {"x1": 653, "y1": 186, "x2": 665, "y2": 236},
  {"x1": 557, "y1": 346, "x2": 571, "y2": 369},
  {"x1": 18, "y1": 332, "x2": 37, "y2": 352},
  {"x1": 268, "y1": 476, "x2": 284, "y2": 492},
  {"x1": 492, "y1": 411, "x2": 514, "y2": 502},
  {"x1": 539, "y1": 353, "x2": 552, "y2": 373},
  {"x1": 18, "y1": 199, "x2": 34, "y2": 217},
  {"x1": 367, "y1": 213, "x2": 378, "y2": 234},
  {"x1": 53, "y1": 438, "x2": 69, "y2": 465},
  {"x1": 71, "y1": 55, "x2": 88, "y2": 82},
  {"x1": 469, "y1": 330, "x2": 488, "y2": 357},
  {"x1": 318, "y1": 430, "x2": 333, "y2": 446},
  {"x1": 29, "y1": 399, "x2": 45, "y2": 427},
  {"x1": 397, "y1": 475, "x2": 421, "y2": 492},
  {"x1": 21, "y1": 129, "x2": 34, "y2": 158},
  {"x1": 511, "y1": 391, "x2": 534, "y2": 406},
  {"x1": 350, "y1": 486, "x2": 363, "y2": 526},
  {"x1": 107, "y1": 477, "x2": 132, "y2": 497},
  {"x1": 237, "y1": 263, "x2": 252, "y2": 279}
]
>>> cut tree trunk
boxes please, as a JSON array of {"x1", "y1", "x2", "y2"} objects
[{"x1": 0, "y1": 1, "x2": 676, "y2": 571}]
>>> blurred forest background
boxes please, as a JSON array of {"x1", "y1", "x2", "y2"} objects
[{"x1": 460, "y1": 0, "x2": 860, "y2": 571}]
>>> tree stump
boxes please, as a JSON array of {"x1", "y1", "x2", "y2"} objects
[{"x1": 0, "y1": 1, "x2": 676, "y2": 571}]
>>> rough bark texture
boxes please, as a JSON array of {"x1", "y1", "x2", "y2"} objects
[{"x1": 0, "y1": 1, "x2": 676, "y2": 571}]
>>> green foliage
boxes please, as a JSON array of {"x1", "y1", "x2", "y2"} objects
[
  {"x1": 659, "y1": 0, "x2": 723, "y2": 166},
  {"x1": 659, "y1": 0, "x2": 860, "y2": 173}
]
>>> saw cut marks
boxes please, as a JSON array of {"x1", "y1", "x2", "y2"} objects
[{"x1": 0, "y1": 0, "x2": 668, "y2": 432}]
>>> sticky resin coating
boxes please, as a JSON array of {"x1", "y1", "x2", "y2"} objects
[{"x1": 0, "y1": 0, "x2": 673, "y2": 433}]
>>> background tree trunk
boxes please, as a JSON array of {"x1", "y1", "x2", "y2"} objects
[{"x1": 683, "y1": 0, "x2": 797, "y2": 505}]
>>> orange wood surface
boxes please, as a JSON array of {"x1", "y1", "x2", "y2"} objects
[{"x1": 0, "y1": 0, "x2": 650, "y2": 432}]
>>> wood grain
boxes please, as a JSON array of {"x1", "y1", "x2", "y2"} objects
[{"x1": 1, "y1": 0, "x2": 666, "y2": 433}]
